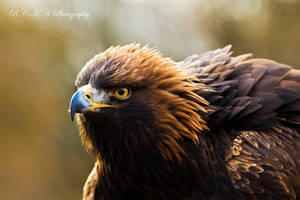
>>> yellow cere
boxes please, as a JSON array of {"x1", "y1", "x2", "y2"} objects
[
  {"x1": 83, "y1": 91, "x2": 93, "y2": 104},
  {"x1": 83, "y1": 91, "x2": 116, "y2": 111},
  {"x1": 90, "y1": 103, "x2": 116, "y2": 111}
]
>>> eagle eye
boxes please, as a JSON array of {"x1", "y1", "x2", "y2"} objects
[{"x1": 113, "y1": 87, "x2": 131, "y2": 100}]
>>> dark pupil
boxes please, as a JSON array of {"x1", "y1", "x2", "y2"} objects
[{"x1": 118, "y1": 88, "x2": 125, "y2": 96}]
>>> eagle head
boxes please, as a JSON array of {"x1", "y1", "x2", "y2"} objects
[{"x1": 69, "y1": 44, "x2": 208, "y2": 162}]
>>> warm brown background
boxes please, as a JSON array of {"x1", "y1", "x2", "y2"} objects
[{"x1": 1, "y1": 0, "x2": 300, "y2": 199}]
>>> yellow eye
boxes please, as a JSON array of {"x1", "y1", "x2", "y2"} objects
[{"x1": 113, "y1": 87, "x2": 131, "y2": 100}]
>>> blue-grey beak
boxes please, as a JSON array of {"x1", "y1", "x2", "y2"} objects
[
  {"x1": 69, "y1": 89, "x2": 91, "y2": 121},
  {"x1": 69, "y1": 85, "x2": 116, "y2": 121}
]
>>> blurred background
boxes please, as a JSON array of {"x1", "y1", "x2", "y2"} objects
[{"x1": 1, "y1": 0, "x2": 300, "y2": 199}]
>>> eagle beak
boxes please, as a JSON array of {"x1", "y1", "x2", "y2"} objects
[{"x1": 69, "y1": 85, "x2": 116, "y2": 121}]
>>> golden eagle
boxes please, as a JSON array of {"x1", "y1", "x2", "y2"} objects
[{"x1": 69, "y1": 44, "x2": 300, "y2": 200}]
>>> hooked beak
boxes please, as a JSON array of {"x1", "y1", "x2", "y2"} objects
[{"x1": 69, "y1": 85, "x2": 116, "y2": 121}]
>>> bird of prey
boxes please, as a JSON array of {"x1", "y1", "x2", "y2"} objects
[{"x1": 69, "y1": 44, "x2": 300, "y2": 200}]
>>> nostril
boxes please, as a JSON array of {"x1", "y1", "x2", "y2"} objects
[{"x1": 85, "y1": 94, "x2": 91, "y2": 100}]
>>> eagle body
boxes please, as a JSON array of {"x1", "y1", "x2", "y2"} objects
[{"x1": 70, "y1": 45, "x2": 300, "y2": 200}]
